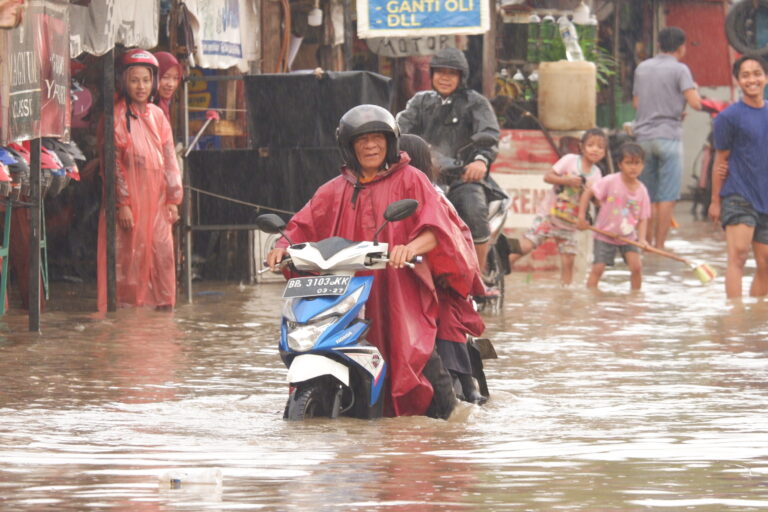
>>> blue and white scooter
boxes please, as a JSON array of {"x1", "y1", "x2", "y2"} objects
[{"x1": 256, "y1": 199, "x2": 420, "y2": 420}]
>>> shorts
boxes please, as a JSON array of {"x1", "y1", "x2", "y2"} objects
[
  {"x1": 523, "y1": 215, "x2": 578, "y2": 254},
  {"x1": 593, "y1": 238, "x2": 640, "y2": 266},
  {"x1": 720, "y1": 194, "x2": 768, "y2": 244},
  {"x1": 637, "y1": 138, "x2": 683, "y2": 203}
]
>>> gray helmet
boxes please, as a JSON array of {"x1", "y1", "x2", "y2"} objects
[
  {"x1": 336, "y1": 104, "x2": 400, "y2": 172},
  {"x1": 429, "y1": 48, "x2": 469, "y2": 89}
]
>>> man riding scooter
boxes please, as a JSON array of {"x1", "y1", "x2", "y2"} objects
[
  {"x1": 267, "y1": 105, "x2": 481, "y2": 419},
  {"x1": 396, "y1": 47, "x2": 505, "y2": 293}
]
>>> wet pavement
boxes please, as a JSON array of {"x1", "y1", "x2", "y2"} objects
[{"x1": 0, "y1": 202, "x2": 767, "y2": 511}]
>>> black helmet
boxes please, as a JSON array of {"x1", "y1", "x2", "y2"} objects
[
  {"x1": 336, "y1": 104, "x2": 400, "y2": 172},
  {"x1": 429, "y1": 48, "x2": 469, "y2": 89}
]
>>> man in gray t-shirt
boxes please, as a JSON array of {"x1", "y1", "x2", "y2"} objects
[{"x1": 633, "y1": 27, "x2": 701, "y2": 249}]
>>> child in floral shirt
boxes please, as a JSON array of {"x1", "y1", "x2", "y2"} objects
[
  {"x1": 509, "y1": 128, "x2": 607, "y2": 285},
  {"x1": 577, "y1": 142, "x2": 651, "y2": 290}
]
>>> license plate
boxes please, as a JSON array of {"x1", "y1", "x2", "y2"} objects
[{"x1": 282, "y1": 275, "x2": 352, "y2": 298}]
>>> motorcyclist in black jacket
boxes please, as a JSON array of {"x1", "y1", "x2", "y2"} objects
[{"x1": 396, "y1": 47, "x2": 503, "y2": 282}]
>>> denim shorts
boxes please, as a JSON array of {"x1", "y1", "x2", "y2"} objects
[
  {"x1": 720, "y1": 194, "x2": 768, "y2": 244},
  {"x1": 593, "y1": 238, "x2": 639, "y2": 266},
  {"x1": 637, "y1": 138, "x2": 683, "y2": 203}
]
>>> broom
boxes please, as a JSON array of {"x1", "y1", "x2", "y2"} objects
[{"x1": 554, "y1": 211, "x2": 717, "y2": 284}]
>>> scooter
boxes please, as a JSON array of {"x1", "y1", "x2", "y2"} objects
[
  {"x1": 439, "y1": 133, "x2": 511, "y2": 312},
  {"x1": 256, "y1": 199, "x2": 420, "y2": 421}
]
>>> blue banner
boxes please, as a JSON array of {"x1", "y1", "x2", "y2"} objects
[{"x1": 357, "y1": 0, "x2": 489, "y2": 38}]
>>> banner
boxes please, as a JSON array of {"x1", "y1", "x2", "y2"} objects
[
  {"x1": 366, "y1": 35, "x2": 457, "y2": 57},
  {"x1": 357, "y1": 0, "x2": 489, "y2": 39},
  {"x1": 183, "y1": 0, "x2": 253, "y2": 72},
  {"x1": 1, "y1": 0, "x2": 70, "y2": 144}
]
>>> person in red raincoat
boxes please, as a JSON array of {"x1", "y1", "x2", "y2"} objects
[
  {"x1": 399, "y1": 133, "x2": 487, "y2": 404},
  {"x1": 267, "y1": 105, "x2": 479, "y2": 418},
  {"x1": 97, "y1": 49, "x2": 183, "y2": 311}
]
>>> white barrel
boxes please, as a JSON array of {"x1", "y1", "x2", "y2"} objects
[{"x1": 538, "y1": 60, "x2": 597, "y2": 130}]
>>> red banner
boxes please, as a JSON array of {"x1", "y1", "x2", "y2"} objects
[{"x1": 1, "y1": 0, "x2": 69, "y2": 144}]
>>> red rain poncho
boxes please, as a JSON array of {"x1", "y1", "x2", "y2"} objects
[
  {"x1": 277, "y1": 153, "x2": 478, "y2": 416},
  {"x1": 97, "y1": 99, "x2": 182, "y2": 311}
]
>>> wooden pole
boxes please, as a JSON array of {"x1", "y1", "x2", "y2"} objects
[
  {"x1": 610, "y1": 0, "x2": 621, "y2": 130},
  {"x1": 103, "y1": 49, "x2": 117, "y2": 311},
  {"x1": 482, "y1": 0, "x2": 497, "y2": 99},
  {"x1": 182, "y1": 78, "x2": 193, "y2": 303},
  {"x1": 28, "y1": 138, "x2": 41, "y2": 332}
]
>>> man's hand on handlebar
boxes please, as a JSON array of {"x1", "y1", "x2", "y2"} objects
[
  {"x1": 463, "y1": 160, "x2": 487, "y2": 182},
  {"x1": 266, "y1": 247, "x2": 287, "y2": 271},
  {"x1": 388, "y1": 244, "x2": 418, "y2": 269}
]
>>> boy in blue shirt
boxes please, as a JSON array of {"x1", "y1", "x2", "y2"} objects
[{"x1": 709, "y1": 56, "x2": 768, "y2": 298}]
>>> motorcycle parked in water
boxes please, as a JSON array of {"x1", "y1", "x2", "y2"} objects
[
  {"x1": 257, "y1": 199, "x2": 421, "y2": 420},
  {"x1": 438, "y1": 133, "x2": 512, "y2": 313}
]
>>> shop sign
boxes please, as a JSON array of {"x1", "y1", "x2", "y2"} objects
[
  {"x1": 357, "y1": 0, "x2": 489, "y2": 39},
  {"x1": 365, "y1": 35, "x2": 456, "y2": 57},
  {"x1": 1, "y1": 0, "x2": 69, "y2": 144}
]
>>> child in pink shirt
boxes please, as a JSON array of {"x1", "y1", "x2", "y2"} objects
[
  {"x1": 577, "y1": 143, "x2": 651, "y2": 290},
  {"x1": 509, "y1": 128, "x2": 607, "y2": 285}
]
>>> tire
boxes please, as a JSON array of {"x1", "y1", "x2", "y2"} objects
[
  {"x1": 726, "y1": 0, "x2": 768, "y2": 57},
  {"x1": 284, "y1": 380, "x2": 338, "y2": 421},
  {"x1": 479, "y1": 244, "x2": 504, "y2": 313}
]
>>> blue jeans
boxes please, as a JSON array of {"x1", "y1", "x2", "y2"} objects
[{"x1": 638, "y1": 138, "x2": 683, "y2": 203}]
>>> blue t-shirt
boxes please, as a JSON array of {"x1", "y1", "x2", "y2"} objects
[{"x1": 713, "y1": 100, "x2": 768, "y2": 214}]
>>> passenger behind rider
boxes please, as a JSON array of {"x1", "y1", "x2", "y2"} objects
[
  {"x1": 399, "y1": 133, "x2": 488, "y2": 404},
  {"x1": 508, "y1": 128, "x2": 607, "y2": 286},
  {"x1": 396, "y1": 48, "x2": 503, "y2": 293},
  {"x1": 266, "y1": 105, "x2": 481, "y2": 418}
]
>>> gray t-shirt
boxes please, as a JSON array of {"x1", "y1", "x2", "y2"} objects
[{"x1": 632, "y1": 54, "x2": 695, "y2": 141}]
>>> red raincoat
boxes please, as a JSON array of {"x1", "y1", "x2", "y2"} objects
[
  {"x1": 96, "y1": 100, "x2": 183, "y2": 311},
  {"x1": 278, "y1": 153, "x2": 478, "y2": 416}
]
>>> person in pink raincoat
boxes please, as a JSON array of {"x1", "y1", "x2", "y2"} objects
[{"x1": 97, "y1": 49, "x2": 183, "y2": 311}]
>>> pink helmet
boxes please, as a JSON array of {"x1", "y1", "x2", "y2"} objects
[{"x1": 119, "y1": 48, "x2": 159, "y2": 100}]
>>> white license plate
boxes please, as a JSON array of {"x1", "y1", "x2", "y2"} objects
[{"x1": 282, "y1": 275, "x2": 351, "y2": 298}]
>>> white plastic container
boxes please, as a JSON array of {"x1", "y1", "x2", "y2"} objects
[
  {"x1": 537, "y1": 60, "x2": 596, "y2": 131},
  {"x1": 158, "y1": 468, "x2": 223, "y2": 489}
]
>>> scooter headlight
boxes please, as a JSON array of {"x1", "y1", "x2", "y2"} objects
[
  {"x1": 316, "y1": 286, "x2": 363, "y2": 320},
  {"x1": 286, "y1": 316, "x2": 337, "y2": 352}
]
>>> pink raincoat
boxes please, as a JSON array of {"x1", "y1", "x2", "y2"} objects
[{"x1": 97, "y1": 99, "x2": 183, "y2": 311}]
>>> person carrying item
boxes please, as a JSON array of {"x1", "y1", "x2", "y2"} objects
[
  {"x1": 96, "y1": 49, "x2": 183, "y2": 311},
  {"x1": 577, "y1": 143, "x2": 651, "y2": 291},
  {"x1": 632, "y1": 26, "x2": 701, "y2": 249},
  {"x1": 508, "y1": 128, "x2": 607, "y2": 286},
  {"x1": 708, "y1": 56, "x2": 768, "y2": 299},
  {"x1": 399, "y1": 133, "x2": 488, "y2": 404},
  {"x1": 266, "y1": 105, "x2": 480, "y2": 418},
  {"x1": 396, "y1": 48, "x2": 503, "y2": 292}
]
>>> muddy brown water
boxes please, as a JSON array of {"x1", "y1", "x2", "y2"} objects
[{"x1": 1, "y1": 205, "x2": 767, "y2": 511}]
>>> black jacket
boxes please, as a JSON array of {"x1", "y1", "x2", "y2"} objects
[{"x1": 396, "y1": 87, "x2": 500, "y2": 173}]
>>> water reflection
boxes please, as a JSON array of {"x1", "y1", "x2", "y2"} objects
[{"x1": 0, "y1": 207, "x2": 767, "y2": 510}]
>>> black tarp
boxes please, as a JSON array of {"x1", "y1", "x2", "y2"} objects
[
  {"x1": 188, "y1": 71, "x2": 391, "y2": 224},
  {"x1": 186, "y1": 71, "x2": 391, "y2": 279}
]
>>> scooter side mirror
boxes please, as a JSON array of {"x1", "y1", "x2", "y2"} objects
[
  {"x1": 383, "y1": 199, "x2": 419, "y2": 222},
  {"x1": 256, "y1": 213, "x2": 286, "y2": 234},
  {"x1": 374, "y1": 199, "x2": 419, "y2": 245}
]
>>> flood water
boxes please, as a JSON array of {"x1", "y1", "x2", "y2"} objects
[{"x1": 1, "y1": 203, "x2": 767, "y2": 511}]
